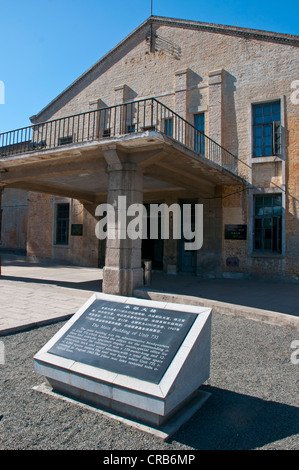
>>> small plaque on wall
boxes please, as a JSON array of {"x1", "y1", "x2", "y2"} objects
[
  {"x1": 71, "y1": 224, "x2": 83, "y2": 236},
  {"x1": 225, "y1": 224, "x2": 247, "y2": 240}
]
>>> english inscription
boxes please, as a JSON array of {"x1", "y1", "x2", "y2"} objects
[{"x1": 49, "y1": 300, "x2": 196, "y2": 384}]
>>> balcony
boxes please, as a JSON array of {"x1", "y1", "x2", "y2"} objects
[{"x1": 0, "y1": 98, "x2": 249, "y2": 181}]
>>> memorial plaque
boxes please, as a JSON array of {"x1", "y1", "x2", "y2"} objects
[
  {"x1": 71, "y1": 224, "x2": 83, "y2": 236},
  {"x1": 225, "y1": 224, "x2": 247, "y2": 240},
  {"x1": 49, "y1": 299, "x2": 197, "y2": 384},
  {"x1": 35, "y1": 293, "x2": 212, "y2": 432}
]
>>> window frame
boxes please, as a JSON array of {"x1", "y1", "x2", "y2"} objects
[
  {"x1": 252, "y1": 193, "x2": 283, "y2": 254},
  {"x1": 193, "y1": 112, "x2": 205, "y2": 155},
  {"x1": 126, "y1": 123, "x2": 136, "y2": 134},
  {"x1": 164, "y1": 117, "x2": 173, "y2": 137},
  {"x1": 58, "y1": 135, "x2": 73, "y2": 146},
  {"x1": 54, "y1": 201, "x2": 70, "y2": 246},
  {"x1": 251, "y1": 100, "x2": 282, "y2": 159}
]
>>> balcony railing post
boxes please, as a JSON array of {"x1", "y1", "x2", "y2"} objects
[{"x1": 151, "y1": 99, "x2": 154, "y2": 130}]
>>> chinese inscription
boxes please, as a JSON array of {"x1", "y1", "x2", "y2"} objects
[{"x1": 49, "y1": 300, "x2": 196, "y2": 384}]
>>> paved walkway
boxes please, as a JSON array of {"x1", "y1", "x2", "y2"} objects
[
  {"x1": 0, "y1": 254, "x2": 102, "y2": 334},
  {"x1": 0, "y1": 253, "x2": 298, "y2": 335}
]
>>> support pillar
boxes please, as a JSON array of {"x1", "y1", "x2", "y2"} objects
[{"x1": 102, "y1": 149, "x2": 144, "y2": 296}]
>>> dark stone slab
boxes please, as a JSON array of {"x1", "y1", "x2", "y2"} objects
[
  {"x1": 71, "y1": 224, "x2": 83, "y2": 236},
  {"x1": 49, "y1": 299, "x2": 197, "y2": 384},
  {"x1": 225, "y1": 224, "x2": 247, "y2": 240}
]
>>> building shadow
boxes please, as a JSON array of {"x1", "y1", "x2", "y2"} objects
[
  {"x1": 170, "y1": 385, "x2": 299, "y2": 449},
  {"x1": 146, "y1": 272, "x2": 299, "y2": 316},
  {"x1": 0, "y1": 275, "x2": 102, "y2": 292}
]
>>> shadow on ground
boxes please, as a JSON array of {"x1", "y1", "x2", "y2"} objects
[
  {"x1": 0, "y1": 275, "x2": 102, "y2": 292},
  {"x1": 147, "y1": 273, "x2": 299, "y2": 316},
  {"x1": 170, "y1": 385, "x2": 299, "y2": 449}
]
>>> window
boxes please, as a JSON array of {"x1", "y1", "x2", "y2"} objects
[
  {"x1": 126, "y1": 124, "x2": 136, "y2": 134},
  {"x1": 164, "y1": 118, "x2": 173, "y2": 137},
  {"x1": 194, "y1": 113, "x2": 205, "y2": 155},
  {"x1": 55, "y1": 203, "x2": 70, "y2": 245},
  {"x1": 58, "y1": 135, "x2": 73, "y2": 146},
  {"x1": 252, "y1": 101, "x2": 281, "y2": 157},
  {"x1": 102, "y1": 128, "x2": 111, "y2": 138},
  {"x1": 253, "y1": 194, "x2": 282, "y2": 252}
]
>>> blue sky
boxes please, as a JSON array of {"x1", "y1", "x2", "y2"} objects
[{"x1": 0, "y1": 0, "x2": 298, "y2": 132}]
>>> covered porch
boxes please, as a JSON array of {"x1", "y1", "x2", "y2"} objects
[{"x1": 0, "y1": 99, "x2": 249, "y2": 295}]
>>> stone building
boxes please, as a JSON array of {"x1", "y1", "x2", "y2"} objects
[{"x1": 0, "y1": 16, "x2": 298, "y2": 295}]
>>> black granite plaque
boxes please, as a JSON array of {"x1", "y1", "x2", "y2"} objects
[
  {"x1": 71, "y1": 224, "x2": 83, "y2": 236},
  {"x1": 48, "y1": 299, "x2": 197, "y2": 384},
  {"x1": 225, "y1": 224, "x2": 247, "y2": 240}
]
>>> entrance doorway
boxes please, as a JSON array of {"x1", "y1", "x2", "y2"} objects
[
  {"x1": 141, "y1": 202, "x2": 164, "y2": 269},
  {"x1": 178, "y1": 199, "x2": 197, "y2": 273}
]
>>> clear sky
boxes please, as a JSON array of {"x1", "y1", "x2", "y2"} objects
[{"x1": 0, "y1": 0, "x2": 298, "y2": 133}]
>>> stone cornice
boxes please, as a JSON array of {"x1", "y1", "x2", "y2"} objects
[{"x1": 152, "y1": 16, "x2": 299, "y2": 46}]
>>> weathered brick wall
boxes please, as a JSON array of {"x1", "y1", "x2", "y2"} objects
[
  {"x1": 52, "y1": 199, "x2": 99, "y2": 267},
  {"x1": 25, "y1": 21, "x2": 299, "y2": 277},
  {"x1": 36, "y1": 25, "x2": 298, "y2": 165},
  {"x1": 222, "y1": 184, "x2": 248, "y2": 274},
  {"x1": 1, "y1": 189, "x2": 28, "y2": 251},
  {"x1": 285, "y1": 111, "x2": 299, "y2": 276},
  {"x1": 26, "y1": 192, "x2": 53, "y2": 259},
  {"x1": 26, "y1": 194, "x2": 99, "y2": 266}
]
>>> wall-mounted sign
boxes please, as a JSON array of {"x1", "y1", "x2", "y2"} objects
[
  {"x1": 71, "y1": 224, "x2": 83, "y2": 236},
  {"x1": 225, "y1": 224, "x2": 247, "y2": 240}
]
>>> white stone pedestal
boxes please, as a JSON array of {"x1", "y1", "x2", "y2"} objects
[{"x1": 34, "y1": 293, "x2": 212, "y2": 437}]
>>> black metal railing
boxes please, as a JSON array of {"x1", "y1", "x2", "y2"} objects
[{"x1": 0, "y1": 98, "x2": 250, "y2": 178}]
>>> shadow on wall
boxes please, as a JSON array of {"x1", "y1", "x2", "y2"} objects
[{"x1": 222, "y1": 71, "x2": 238, "y2": 158}]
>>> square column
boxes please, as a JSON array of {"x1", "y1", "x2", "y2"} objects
[
  {"x1": 175, "y1": 68, "x2": 190, "y2": 120},
  {"x1": 102, "y1": 153, "x2": 144, "y2": 296},
  {"x1": 208, "y1": 69, "x2": 223, "y2": 145}
]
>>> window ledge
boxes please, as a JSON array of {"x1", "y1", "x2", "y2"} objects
[
  {"x1": 250, "y1": 251, "x2": 284, "y2": 259},
  {"x1": 251, "y1": 156, "x2": 283, "y2": 163}
]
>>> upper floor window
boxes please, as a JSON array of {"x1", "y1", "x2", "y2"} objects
[
  {"x1": 252, "y1": 101, "x2": 281, "y2": 157},
  {"x1": 126, "y1": 124, "x2": 136, "y2": 134},
  {"x1": 194, "y1": 113, "x2": 205, "y2": 156},
  {"x1": 164, "y1": 118, "x2": 173, "y2": 137},
  {"x1": 58, "y1": 135, "x2": 73, "y2": 146},
  {"x1": 102, "y1": 128, "x2": 111, "y2": 138}
]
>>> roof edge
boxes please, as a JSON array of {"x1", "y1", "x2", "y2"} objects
[
  {"x1": 31, "y1": 15, "x2": 299, "y2": 123},
  {"x1": 152, "y1": 15, "x2": 299, "y2": 43}
]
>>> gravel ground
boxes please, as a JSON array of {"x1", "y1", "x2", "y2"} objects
[{"x1": 0, "y1": 312, "x2": 298, "y2": 451}]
